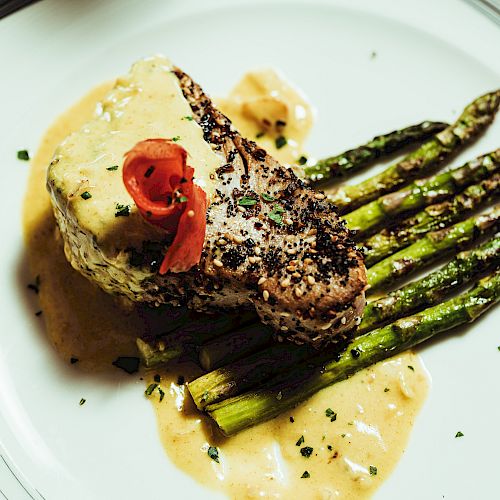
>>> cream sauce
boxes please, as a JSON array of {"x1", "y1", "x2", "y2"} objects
[
  {"x1": 24, "y1": 77, "x2": 429, "y2": 499},
  {"x1": 217, "y1": 68, "x2": 314, "y2": 165}
]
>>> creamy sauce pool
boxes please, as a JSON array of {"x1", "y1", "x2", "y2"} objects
[{"x1": 23, "y1": 77, "x2": 429, "y2": 500}]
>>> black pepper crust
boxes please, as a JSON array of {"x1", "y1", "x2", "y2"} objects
[{"x1": 155, "y1": 67, "x2": 367, "y2": 347}]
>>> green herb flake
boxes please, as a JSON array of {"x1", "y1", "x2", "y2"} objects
[
  {"x1": 80, "y1": 191, "x2": 92, "y2": 200},
  {"x1": 369, "y1": 465, "x2": 378, "y2": 476},
  {"x1": 296, "y1": 435, "x2": 305, "y2": 446},
  {"x1": 341, "y1": 434, "x2": 346, "y2": 438},
  {"x1": 384, "y1": 387, "x2": 390, "y2": 392},
  {"x1": 256, "y1": 131, "x2": 265, "y2": 138},
  {"x1": 178, "y1": 196, "x2": 188, "y2": 203},
  {"x1": 497, "y1": 346, "x2": 500, "y2": 351},
  {"x1": 268, "y1": 204, "x2": 285, "y2": 225},
  {"x1": 297, "y1": 155, "x2": 308, "y2": 166},
  {"x1": 172, "y1": 136, "x2": 181, "y2": 142},
  {"x1": 145, "y1": 383, "x2": 158, "y2": 396},
  {"x1": 238, "y1": 196, "x2": 258, "y2": 207},
  {"x1": 207, "y1": 446, "x2": 220, "y2": 463},
  {"x1": 17, "y1": 149, "x2": 30, "y2": 161},
  {"x1": 300, "y1": 446, "x2": 313, "y2": 458},
  {"x1": 144, "y1": 165, "x2": 155, "y2": 178},
  {"x1": 261, "y1": 193, "x2": 275, "y2": 202},
  {"x1": 115, "y1": 203, "x2": 130, "y2": 217},
  {"x1": 407, "y1": 365, "x2": 414, "y2": 371},
  {"x1": 455, "y1": 431, "x2": 464, "y2": 438},
  {"x1": 106, "y1": 165, "x2": 119, "y2": 171},
  {"x1": 79, "y1": 398, "x2": 86, "y2": 406},
  {"x1": 183, "y1": 115, "x2": 194, "y2": 121},
  {"x1": 158, "y1": 387, "x2": 165, "y2": 402},
  {"x1": 325, "y1": 408, "x2": 337, "y2": 422},
  {"x1": 301, "y1": 471, "x2": 310, "y2": 479},
  {"x1": 327, "y1": 445, "x2": 333, "y2": 451},
  {"x1": 275, "y1": 136, "x2": 287, "y2": 149}
]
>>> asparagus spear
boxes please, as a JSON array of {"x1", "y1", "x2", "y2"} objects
[
  {"x1": 189, "y1": 237, "x2": 499, "y2": 408},
  {"x1": 359, "y1": 236, "x2": 500, "y2": 334},
  {"x1": 206, "y1": 271, "x2": 500, "y2": 435},
  {"x1": 328, "y1": 90, "x2": 500, "y2": 213},
  {"x1": 367, "y1": 205, "x2": 500, "y2": 291},
  {"x1": 137, "y1": 310, "x2": 257, "y2": 367},
  {"x1": 198, "y1": 323, "x2": 274, "y2": 371},
  {"x1": 304, "y1": 121, "x2": 448, "y2": 182},
  {"x1": 362, "y1": 173, "x2": 500, "y2": 266},
  {"x1": 344, "y1": 150, "x2": 500, "y2": 236}
]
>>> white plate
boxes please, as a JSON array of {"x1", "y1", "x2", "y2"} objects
[{"x1": 1, "y1": 0, "x2": 499, "y2": 498}]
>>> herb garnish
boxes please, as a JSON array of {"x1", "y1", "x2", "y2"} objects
[
  {"x1": 275, "y1": 136, "x2": 287, "y2": 149},
  {"x1": 17, "y1": 149, "x2": 30, "y2": 161},
  {"x1": 144, "y1": 165, "x2": 155, "y2": 178},
  {"x1": 369, "y1": 465, "x2": 377, "y2": 476},
  {"x1": 384, "y1": 387, "x2": 390, "y2": 392},
  {"x1": 327, "y1": 445, "x2": 333, "y2": 451},
  {"x1": 455, "y1": 431, "x2": 464, "y2": 438},
  {"x1": 289, "y1": 416, "x2": 295, "y2": 423},
  {"x1": 497, "y1": 346, "x2": 500, "y2": 351},
  {"x1": 27, "y1": 275, "x2": 40, "y2": 294},
  {"x1": 145, "y1": 383, "x2": 158, "y2": 396},
  {"x1": 172, "y1": 136, "x2": 181, "y2": 142},
  {"x1": 112, "y1": 356, "x2": 139, "y2": 374},
  {"x1": 158, "y1": 387, "x2": 165, "y2": 402},
  {"x1": 261, "y1": 193, "x2": 275, "y2": 202},
  {"x1": 297, "y1": 155, "x2": 308, "y2": 165},
  {"x1": 80, "y1": 191, "x2": 92, "y2": 200},
  {"x1": 296, "y1": 435, "x2": 305, "y2": 446},
  {"x1": 325, "y1": 408, "x2": 337, "y2": 422},
  {"x1": 207, "y1": 446, "x2": 220, "y2": 463},
  {"x1": 70, "y1": 357, "x2": 79, "y2": 364},
  {"x1": 300, "y1": 446, "x2": 313, "y2": 458},
  {"x1": 256, "y1": 131, "x2": 265, "y2": 138},
  {"x1": 115, "y1": 203, "x2": 130, "y2": 217},
  {"x1": 35, "y1": 310, "x2": 42, "y2": 316},
  {"x1": 107, "y1": 165, "x2": 119, "y2": 171},
  {"x1": 79, "y1": 398, "x2": 86, "y2": 406},
  {"x1": 183, "y1": 116, "x2": 194, "y2": 121},
  {"x1": 268, "y1": 205, "x2": 285, "y2": 225},
  {"x1": 407, "y1": 365, "x2": 414, "y2": 371},
  {"x1": 238, "y1": 196, "x2": 258, "y2": 207},
  {"x1": 301, "y1": 471, "x2": 310, "y2": 478}
]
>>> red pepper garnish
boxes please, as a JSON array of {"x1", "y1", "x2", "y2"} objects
[{"x1": 123, "y1": 139, "x2": 207, "y2": 274}]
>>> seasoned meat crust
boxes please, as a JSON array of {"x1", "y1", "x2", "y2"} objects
[{"x1": 48, "y1": 58, "x2": 367, "y2": 347}]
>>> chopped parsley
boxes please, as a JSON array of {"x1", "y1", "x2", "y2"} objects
[
  {"x1": 115, "y1": 203, "x2": 130, "y2": 217},
  {"x1": 369, "y1": 465, "x2": 377, "y2": 476},
  {"x1": 325, "y1": 408, "x2": 337, "y2": 422},
  {"x1": 289, "y1": 416, "x2": 295, "y2": 423},
  {"x1": 80, "y1": 191, "x2": 92, "y2": 200},
  {"x1": 455, "y1": 431, "x2": 464, "y2": 438},
  {"x1": 261, "y1": 192, "x2": 275, "y2": 202},
  {"x1": 268, "y1": 204, "x2": 285, "y2": 225},
  {"x1": 296, "y1": 435, "x2": 305, "y2": 446},
  {"x1": 256, "y1": 131, "x2": 265, "y2": 138},
  {"x1": 144, "y1": 165, "x2": 155, "y2": 178},
  {"x1": 79, "y1": 398, "x2": 86, "y2": 406},
  {"x1": 301, "y1": 471, "x2": 310, "y2": 479},
  {"x1": 407, "y1": 365, "x2": 414, "y2": 371},
  {"x1": 384, "y1": 387, "x2": 390, "y2": 392},
  {"x1": 300, "y1": 446, "x2": 313, "y2": 458},
  {"x1": 497, "y1": 346, "x2": 500, "y2": 351},
  {"x1": 207, "y1": 446, "x2": 220, "y2": 463},
  {"x1": 106, "y1": 165, "x2": 119, "y2": 171},
  {"x1": 275, "y1": 136, "x2": 287, "y2": 149},
  {"x1": 183, "y1": 115, "x2": 194, "y2": 121},
  {"x1": 178, "y1": 196, "x2": 188, "y2": 203},
  {"x1": 145, "y1": 383, "x2": 158, "y2": 396},
  {"x1": 238, "y1": 196, "x2": 258, "y2": 207},
  {"x1": 297, "y1": 155, "x2": 308, "y2": 166},
  {"x1": 112, "y1": 356, "x2": 139, "y2": 374},
  {"x1": 341, "y1": 434, "x2": 346, "y2": 438},
  {"x1": 172, "y1": 136, "x2": 181, "y2": 142},
  {"x1": 158, "y1": 387, "x2": 165, "y2": 402},
  {"x1": 17, "y1": 149, "x2": 30, "y2": 161},
  {"x1": 327, "y1": 445, "x2": 333, "y2": 451}
]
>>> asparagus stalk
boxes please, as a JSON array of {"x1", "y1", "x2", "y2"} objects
[
  {"x1": 362, "y1": 173, "x2": 500, "y2": 266},
  {"x1": 328, "y1": 90, "x2": 500, "y2": 213},
  {"x1": 304, "y1": 121, "x2": 448, "y2": 182},
  {"x1": 367, "y1": 205, "x2": 500, "y2": 291},
  {"x1": 359, "y1": 236, "x2": 500, "y2": 334},
  {"x1": 344, "y1": 150, "x2": 500, "y2": 236},
  {"x1": 206, "y1": 271, "x2": 500, "y2": 435},
  {"x1": 198, "y1": 323, "x2": 274, "y2": 371},
  {"x1": 137, "y1": 310, "x2": 257, "y2": 367},
  {"x1": 189, "y1": 237, "x2": 499, "y2": 408}
]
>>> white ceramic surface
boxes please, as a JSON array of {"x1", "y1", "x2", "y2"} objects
[{"x1": 0, "y1": 0, "x2": 499, "y2": 498}]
